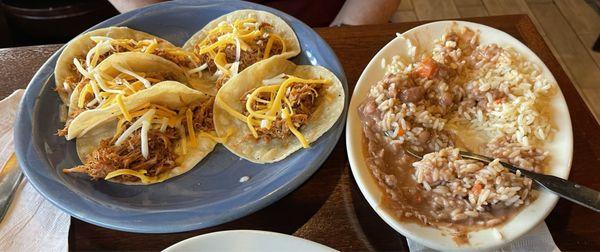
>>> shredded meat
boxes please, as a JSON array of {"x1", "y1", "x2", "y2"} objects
[
  {"x1": 224, "y1": 44, "x2": 260, "y2": 71},
  {"x1": 63, "y1": 128, "x2": 179, "y2": 182},
  {"x1": 241, "y1": 81, "x2": 322, "y2": 142},
  {"x1": 193, "y1": 97, "x2": 215, "y2": 132},
  {"x1": 154, "y1": 48, "x2": 199, "y2": 69},
  {"x1": 196, "y1": 21, "x2": 284, "y2": 89}
]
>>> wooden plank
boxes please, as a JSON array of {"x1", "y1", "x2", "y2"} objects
[
  {"x1": 525, "y1": 0, "x2": 553, "y2": 3},
  {"x1": 579, "y1": 33, "x2": 600, "y2": 68},
  {"x1": 391, "y1": 10, "x2": 419, "y2": 23},
  {"x1": 457, "y1": 5, "x2": 489, "y2": 17},
  {"x1": 528, "y1": 2, "x2": 600, "y2": 90},
  {"x1": 581, "y1": 88, "x2": 600, "y2": 123},
  {"x1": 483, "y1": 0, "x2": 546, "y2": 36},
  {"x1": 397, "y1": 0, "x2": 414, "y2": 11},
  {"x1": 412, "y1": 0, "x2": 460, "y2": 20},
  {"x1": 554, "y1": 0, "x2": 600, "y2": 35},
  {"x1": 553, "y1": 0, "x2": 600, "y2": 68},
  {"x1": 453, "y1": 0, "x2": 484, "y2": 6},
  {"x1": 482, "y1": 0, "x2": 530, "y2": 14}
]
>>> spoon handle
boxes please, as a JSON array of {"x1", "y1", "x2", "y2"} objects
[
  {"x1": 499, "y1": 161, "x2": 600, "y2": 212},
  {"x1": 459, "y1": 151, "x2": 600, "y2": 212},
  {"x1": 527, "y1": 172, "x2": 600, "y2": 212}
]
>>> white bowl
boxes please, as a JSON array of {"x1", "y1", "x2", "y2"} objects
[{"x1": 346, "y1": 21, "x2": 573, "y2": 250}]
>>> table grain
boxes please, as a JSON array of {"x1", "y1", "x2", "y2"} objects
[{"x1": 1, "y1": 15, "x2": 598, "y2": 251}]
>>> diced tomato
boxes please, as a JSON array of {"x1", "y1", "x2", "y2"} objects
[
  {"x1": 397, "y1": 129, "x2": 405, "y2": 137},
  {"x1": 414, "y1": 57, "x2": 438, "y2": 79},
  {"x1": 471, "y1": 182, "x2": 483, "y2": 195}
]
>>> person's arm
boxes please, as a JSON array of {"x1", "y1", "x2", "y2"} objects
[
  {"x1": 108, "y1": 0, "x2": 166, "y2": 13},
  {"x1": 331, "y1": 0, "x2": 401, "y2": 26}
]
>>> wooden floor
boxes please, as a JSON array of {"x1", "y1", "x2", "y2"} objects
[{"x1": 391, "y1": 0, "x2": 600, "y2": 121}]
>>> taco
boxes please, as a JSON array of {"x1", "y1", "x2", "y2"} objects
[
  {"x1": 183, "y1": 9, "x2": 301, "y2": 94},
  {"x1": 55, "y1": 26, "x2": 201, "y2": 105},
  {"x1": 56, "y1": 52, "x2": 189, "y2": 136},
  {"x1": 213, "y1": 57, "x2": 344, "y2": 163},
  {"x1": 63, "y1": 81, "x2": 221, "y2": 185}
]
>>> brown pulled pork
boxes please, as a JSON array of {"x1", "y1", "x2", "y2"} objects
[
  {"x1": 193, "y1": 97, "x2": 215, "y2": 132},
  {"x1": 63, "y1": 128, "x2": 179, "y2": 182}
]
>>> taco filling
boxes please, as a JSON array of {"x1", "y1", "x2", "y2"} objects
[
  {"x1": 224, "y1": 75, "x2": 329, "y2": 147},
  {"x1": 191, "y1": 18, "x2": 287, "y2": 88},
  {"x1": 58, "y1": 36, "x2": 200, "y2": 103},
  {"x1": 63, "y1": 97, "x2": 216, "y2": 183}
]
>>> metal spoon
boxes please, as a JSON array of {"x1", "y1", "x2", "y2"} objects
[{"x1": 406, "y1": 148, "x2": 600, "y2": 212}]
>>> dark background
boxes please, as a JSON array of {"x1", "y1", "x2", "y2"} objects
[{"x1": 0, "y1": 0, "x2": 119, "y2": 48}]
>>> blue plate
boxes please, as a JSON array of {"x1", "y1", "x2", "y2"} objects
[{"x1": 14, "y1": 0, "x2": 347, "y2": 233}]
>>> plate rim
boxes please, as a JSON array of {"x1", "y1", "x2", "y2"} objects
[
  {"x1": 163, "y1": 230, "x2": 336, "y2": 251},
  {"x1": 345, "y1": 20, "x2": 573, "y2": 250},
  {"x1": 14, "y1": 0, "x2": 348, "y2": 233}
]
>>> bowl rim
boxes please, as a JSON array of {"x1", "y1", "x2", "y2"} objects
[{"x1": 345, "y1": 20, "x2": 573, "y2": 251}]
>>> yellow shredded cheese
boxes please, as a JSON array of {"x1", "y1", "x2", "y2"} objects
[
  {"x1": 116, "y1": 94, "x2": 132, "y2": 121},
  {"x1": 179, "y1": 126, "x2": 188, "y2": 155},
  {"x1": 78, "y1": 84, "x2": 92, "y2": 108},
  {"x1": 198, "y1": 131, "x2": 229, "y2": 143},
  {"x1": 282, "y1": 107, "x2": 309, "y2": 147},
  {"x1": 145, "y1": 39, "x2": 158, "y2": 54},
  {"x1": 105, "y1": 169, "x2": 154, "y2": 184},
  {"x1": 154, "y1": 104, "x2": 178, "y2": 116},
  {"x1": 186, "y1": 108, "x2": 197, "y2": 147},
  {"x1": 113, "y1": 118, "x2": 126, "y2": 140}
]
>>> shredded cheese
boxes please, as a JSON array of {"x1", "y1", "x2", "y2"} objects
[
  {"x1": 116, "y1": 94, "x2": 132, "y2": 121},
  {"x1": 195, "y1": 17, "x2": 288, "y2": 80},
  {"x1": 115, "y1": 109, "x2": 156, "y2": 146},
  {"x1": 282, "y1": 107, "x2": 309, "y2": 147},
  {"x1": 263, "y1": 34, "x2": 286, "y2": 59},
  {"x1": 187, "y1": 63, "x2": 208, "y2": 76},
  {"x1": 230, "y1": 61, "x2": 240, "y2": 76},
  {"x1": 73, "y1": 58, "x2": 91, "y2": 79},
  {"x1": 179, "y1": 125, "x2": 188, "y2": 155},
  {"x1": 145, "y1": 39, "x2": 158, "y2": 54},
  {"x1": 93, "y1": 73, "x2": 124, "y2": 94},
  {"x1": 113, "y1": 63, "x2": 151, "y2": 88},
  {"x1": 198, "y1": 131, "x2": 229, "y2": 143},
  {"x1": 159, "y1": 117, "x2": 169, "y2": 132},
  {"x1": 186, "y1": 108, "x2": 197, "y2": 147},
  {"x1": 105, "y1": 169, "x2": 153, "y2": 184},
  {"x1": 113, "y1": 118, "x2": 126, "y2": 140},
  {"x1": 140, "y1": 120, "x2": 150, "y2": 159},
  {"x1": 78, "y1": 84, "x2": 92, "y2": 108}
]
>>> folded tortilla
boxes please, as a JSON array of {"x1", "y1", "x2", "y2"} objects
[
  {"x1": 55, "y1": 26, "x2": 199, "y2": 105},
  {"x1": 214, "y1": 57, "x2": 344, "y2": 163},
  {"x1": 66, "y1": 81, "x2": 217, "y2": 185},
  {"x1": 183, "y1": 9, "x2": 301, "y2": 95}
]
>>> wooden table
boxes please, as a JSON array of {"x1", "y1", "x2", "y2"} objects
[{"x1": 1, "y1": 15, "x2": 598, "y2": 251}]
